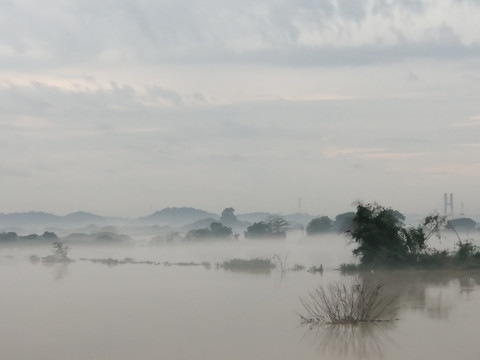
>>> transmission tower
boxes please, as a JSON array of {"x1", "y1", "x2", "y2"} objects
[{"x1": 444, "y1": 193, "x2": 454, "y2": 217}]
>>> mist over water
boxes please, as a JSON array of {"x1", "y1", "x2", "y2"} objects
[{"x1": 1, "y1": 233, "x2": 480, "y2": 360}]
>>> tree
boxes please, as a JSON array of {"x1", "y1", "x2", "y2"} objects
[
  {"x1": 210, "y1": 222, "x2": 233, "y2": 237},
  {"x1": 42, "y1": 242, "x2": 72, "y2": 263},
  {"x1": 244, "y1": 222, "x2": 270, "y2": 238},
  {"x1": 186, "y1": 222, "x2": 232, "y2": 240},
  {"x1": 41, "y1": 231, "x2": 59, "y2": 241},
  {"x1": 244, "y1": 215, "x2": 289, "y2": 239},
  {"x1": 220, "y1": 207, "x2": 238, "y2": 226},
  {"x1": 306, "y1": 216, "x2": 333, "y2": 235},
  {"x1": 265, "y1": 214, "x2": 290, "y2": 234},
  {"x1": 346, "y1": 202, "x2": 437, "y2": 267},
  {"x1": 333, "y1": 212, "x2": 355, "y2": 232},
  {"x1": 0, "y1": 232, "x2": 18, "y2": 242}
]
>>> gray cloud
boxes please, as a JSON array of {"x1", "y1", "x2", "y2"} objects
[
  {"x1": 1, "y1": 1, "x2": 480, "y2": 216},
  {"x1": 0, "y1": 0, "x2": 479, "y2": 69}
]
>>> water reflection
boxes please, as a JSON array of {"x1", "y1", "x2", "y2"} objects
[
  {"x1": 302, "y1": 322, "x2": 397, "y2": 360},
  {"x1": 300, "y1": 270, "x2": 480, "y2": 358},
  {"x1": 42, "y1": 261, "x2": 71, "y2": 280},
  {"x1": 346, "y1": 270, "x2": 480, "y2": 320}
]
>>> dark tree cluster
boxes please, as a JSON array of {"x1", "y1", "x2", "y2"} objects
[
  {"x1": 305, "y1": 212, "x2": 357, "y2": 236},
  {"x1": 186, "y1": 222, "x2": 233, "y2": 240},
  {"x1": 346, "y1": 202, "x2": 445, "y2": 268},
  {"x1": 244, "y1": 215, "x2": 289, "y2": 239},
  {"x1": 306, "y1": 216, "x2": 332, "y2": 235},
  {"x1": 0, "y1": 231, "x2": 58, "y2": 243}
]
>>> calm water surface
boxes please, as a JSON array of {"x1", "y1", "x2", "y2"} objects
[{"x1": 1, "y1": 233, "x2": 479, "y2": 360}]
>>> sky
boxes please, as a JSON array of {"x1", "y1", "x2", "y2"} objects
[{"x1": 1, "y1": 0, "x2": 480, "y2": 219}]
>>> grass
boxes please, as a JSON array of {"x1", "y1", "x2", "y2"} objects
[
  {"x1": 307, "y1": 265, "x2": 324, "y2": 274},
  {"x1": 341, "y1": 240, "x2": 480, "y2": 271},
  {"x1": 219, "y1": 258, "x2": 276, "y2": 273},
  {"x1": 299, "y1": 280, "x2": 398, "y2": 325}
]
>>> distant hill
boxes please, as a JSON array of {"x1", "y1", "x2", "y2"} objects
[
  {"x1": 62, "y1": 211, "x2": 107, "y2": 225},
  {"x1": 0, "y1": 211, "x2": 110, "y2": 230},
  {"x1": 285, "y1": 213, "x2": 315, "y2": 226},
  {"x1": 0, "y1": 207, "x2": 337, "y2": 232},
  {"x1": 237, "y1": 212, "x2": 314, "y2": 226},
  {"x1": 137, "y1": 207, "x2": 218, "y2": 226},
  {"x1": 0, "y1": 211, "x2": 59, "y2": 227},
  {"x1": 181, "y1": 217, "x2": 219, "y2": 231},
  {"x1": 236, "y1": 212, "x2": 271, "y2": 224}
]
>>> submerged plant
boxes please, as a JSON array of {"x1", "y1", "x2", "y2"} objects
[
  {"x1": 273, "y1": 253, "x2": 289, "y2": 274},
  {"x1": 42, "y1": 242, "x2": 73, "y2": 263},
  {"x1": 307, "y1": 265, "x2": 324, "y2": 274},
  {"x1": 219, "y1": 258, "x2": 276, "y2": 273},
  {"x1": 299, "y1": 281, "x2": 398, "y2": 325}
]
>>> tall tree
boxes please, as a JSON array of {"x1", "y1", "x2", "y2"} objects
[
  {"x1": 346, "y1": 202, "x2": 440, "y2": 267},
  {"x1": 306, "y1": 216, "x2": 332, "y2": 235}
]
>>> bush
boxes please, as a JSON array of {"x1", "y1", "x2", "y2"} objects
[
  {"x1": 455, "y1": 241, "x2": 479, "y2": 261},
  {"x1": 299, "y1": 281, "x2": 398, "y2": 325},
  {"x1": 339, "y1": 263, "x2": 361, "y2": 272}
]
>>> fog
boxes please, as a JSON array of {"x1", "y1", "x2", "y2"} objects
[{"x1": 1, "y1": 232, "x2": 480, "y2": 360}]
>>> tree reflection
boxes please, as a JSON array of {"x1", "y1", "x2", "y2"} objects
[
  {"x1": 301, "y1": 269, "x2": 480, "y2": 358},
  {"x1": 345, "y1": 270, "x2": 480, "y2": 320},
  {"x1": 301, "y1": 322, "x2": 397, "y2": 360},
  {"x1": 42, "y1": 261, "x2": 70, "y2": 280}
]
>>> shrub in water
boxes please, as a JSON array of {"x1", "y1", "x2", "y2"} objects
[{"x1": 299, "y1": 280, "x2": 398, "y2": 325}]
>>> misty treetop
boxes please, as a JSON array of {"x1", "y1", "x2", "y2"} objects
[
  {"x1": 306, "y1": 216, "x2": 333, "y2": 235},
  {"x1": 186, "y1": 221, "x2": 233, "y2": 240},
  {"x1": 244, "y1": 214, "x2": 290, "y2": 239},
  {"x1": 0, "y1": 231, "x2": 58, "y2": 243},
  {"x1": 343, "y1": 201, "x2": 480, "y2": 269},
  {"x1": 345, "y1": 202, "x2": 437, "y2": 267}
]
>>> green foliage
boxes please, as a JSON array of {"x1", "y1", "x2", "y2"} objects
[
  {"x1": 209, "y1": 222, "x2": 233, "y2": 237},
  {"x1": 454, "y1": 241, "x2": 480, "y2": 262},
  {"x1": 415, "y1": 249, "x2": 451, "y2": 268},
  {"x1": 307, "y1": 265, "x2": 324, "y2": 274},
  {"x1": 266, "y1": 214, "x2": 290, "y2": 234},
  {"x1": 306, "y1": 216, "x2": 332, "y2": 235},
  {"x1": 220, "y1": 258, "x2": 276, "y2": 273},
  {"x1": 333, "y1": 212, "x2": 355, "y2": 232},
  {"x1": 220, "y1": 207, "x2": 239, "y2": 226},
  {"x1": 346, "y1": 203, "x2": 480, "y2": 270},
  {"x1": 347, "y1": 202, "x2": 437, "y2": 267},
  {"x1": 0, "y1": 232, "x2": 19, "y2": 242},
  {"x1": 186, "y1": 222, "x2": 233, "y2": 240},
  {"x1": 41, "y1": 231, "x2": 59, "y2": 241},
  {"x1": 244, "y1": 215, "x2": 289, "y2": 239},
  {"x1": 339, "y1": 263, "x2": 360, "y2": 272},
  {"x1": 0, "y1": 231, "x2": 59, "y2": 243},
  {"x1": 244, "y1": 221, "x2": 270, "y2": 238}
]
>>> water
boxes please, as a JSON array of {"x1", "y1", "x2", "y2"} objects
[{"x1": 1, "y1": 233, "x2": 480, "y2": 359}]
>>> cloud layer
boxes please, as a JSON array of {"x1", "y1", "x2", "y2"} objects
[
  {"x1": 1, "y1": 0, "x2": 480, "y2": 217},
  {"x1": 1, "y1": 0, "x2": 480, "y2": 69}
]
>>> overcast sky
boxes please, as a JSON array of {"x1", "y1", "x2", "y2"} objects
[{"x1": 1, "y1": 0, "x2": 480, "y2": 218}]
